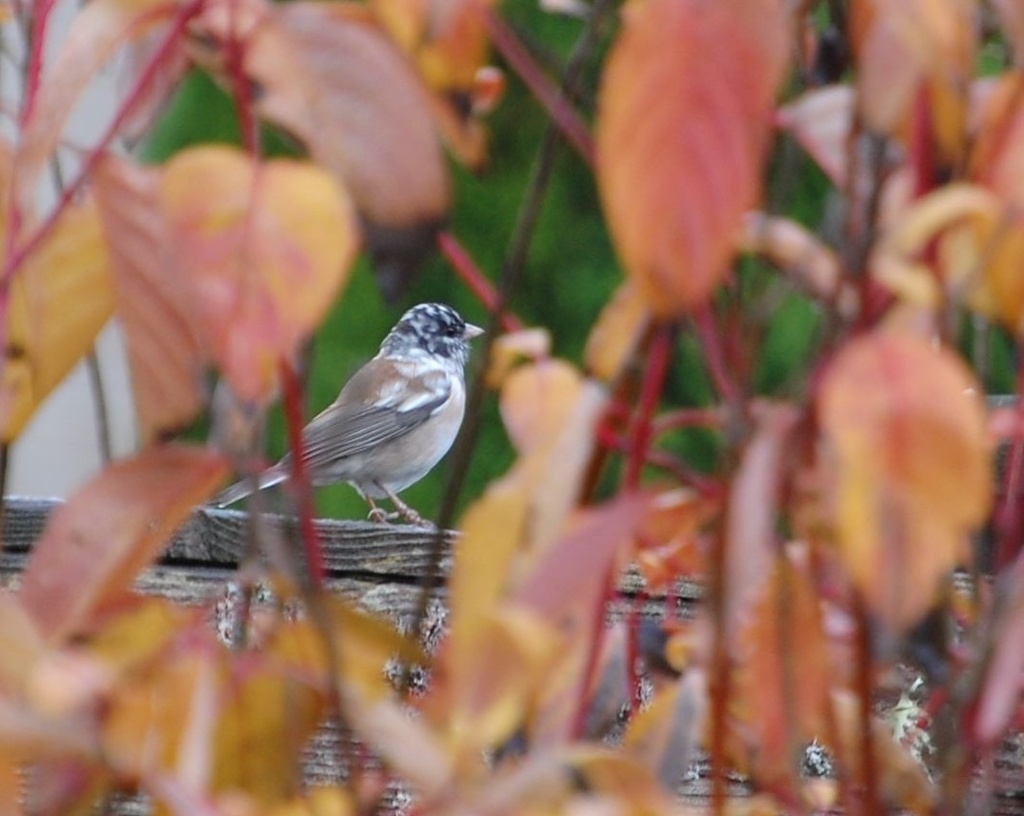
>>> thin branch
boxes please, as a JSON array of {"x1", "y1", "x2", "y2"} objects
[
  {"x1": 437, "y1": 231, "x2": 526, "y2": 333},
  {"x1": 225, "y1": 0, "x2": 260, "y2": 156},
  {"x1": 1, "y1": 2, "x2": 198, "y2": 291},
  {"x1": 854, "y1": 593, "x2": 880, "y2": 816},
  {"x1": 482, "y1": 7, "x2": 596, "y2": 167},
  {"x1": 19, "y1": 0, "x2": 56, "y2": 126},
  {"x1": 624, "y1": 323, "x2": 675, "y2": 488},
  {"x1": 693, "y1": 305, "x2": 743, "y2": 407},
  {"x1": 279, "y1": 360, "x2": 326, "y2": 590}
]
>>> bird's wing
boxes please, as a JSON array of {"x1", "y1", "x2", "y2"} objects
[{"x1": 290, "y1": 364, "x2": 453, "y2": 468}]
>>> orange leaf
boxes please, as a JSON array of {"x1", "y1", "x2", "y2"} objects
[
  {"x1": 851, "y1": 0, "x2": 973, "y2": 163},
  {"x1": 724, "y1": 403, "x2": 800, "y2": 640},
  {"x1": 371, "y1": 0, "x2": 496, "y2": 167},
  {"x1": 19, "y1": 445, "x2": 229, "y2": 642},
  {"x1": 160, "y1": 146, "x2": 357, "y2": 401},
  {"x1": 818, "y1": 332, "x2": 991, "y2": 630},
  {"x1": 596, "y1": 0, "x2": 788, "y2": 316},
  {"x1": 731, "y1": 552, "x2": 831, "y2": 787},
  {"x1": 189, "y1": 0, "x2": 449, "y2": 299},
  {"x1": 0, "y1": 593, "x2": 44, "y2": 696},
  {"x1": 514, "y1": 494, "x2": 650, "y2": 744},
  {"x1": 93, "y1": 156, "x2": 205, "y2": 442},
  {"x1": 3, "y1": 197, "x2": 115, "y2": 442}
]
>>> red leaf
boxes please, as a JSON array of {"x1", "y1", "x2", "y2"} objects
[
  {"x1": 596, "y1": 0, "x2": 788, "y2": 316},
  {"x1": 93, "y1": 157, "x2": 205, "y2": 442},
  {"x1": 724, "y1": 402, "x2": 800, "y2": 640},
  {"x1": 19, "y1": 445, "x2": 229, "y2": 642}
]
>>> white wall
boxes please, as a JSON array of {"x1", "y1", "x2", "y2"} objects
[{"x1": 5, "y1": 1, "x2": 139, "y2": 498}]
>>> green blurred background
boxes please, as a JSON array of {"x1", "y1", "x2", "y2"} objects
[{"x1": 144, "y1": 0, "x2": 1016, "y2": 520}]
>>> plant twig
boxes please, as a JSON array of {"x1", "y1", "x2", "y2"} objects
[
  {"x1": 693, "y1": 305, "x2": 743, "y2": 407},
  {"x1": 482, "y1": 7, "x2": 596, "y2": 167},
  {"x1": 624, "y1": 323, "x2": 675, "y2": 488},
  {"x1": 279, "y1": 360, "x2": 326, "y2": 590},
  {"x1": 0, "y1": 1, "x2": 196, "y2": 299},
  {"x1": 19, "y1": 0, "x2": 56, "y2": 126},
  {"x1": 854, "y1": 593, "x2": 880, "y2": 816},
  {"x1": 437, "y1": 231, "x2": 526, "y2": 333}
]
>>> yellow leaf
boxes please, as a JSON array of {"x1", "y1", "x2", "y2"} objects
[
  {"x1": 161, "y1": 146, "x2": 357, "y2": 401},
  {"x1": 486, "y1": 328, "x2": 551, "y2": 388},
  {"x1": 818, "y1": 331, "x2": 990, "y2": 629},
  {"x1": 3, "y1": 198, "x2": 114, "y2": 441},
  {"x1": 584, "y1": 281, "x2": 651, "y2": 384}
]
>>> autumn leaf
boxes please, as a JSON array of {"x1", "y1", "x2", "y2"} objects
[
  {"x1": 776, "y1": 85, "x2": 854, "y2": 187},
  {"x1": 160, "y1": 146, "x2": 357, "y2": 402},
  {"x1": 596, "y1": 0, "x2": 788, "y2": 316},
  {"x1": 93, "y1": 156, "x2": 205, "y2": 442},
  {"x1": 818, "y1": 331, "x2": 991, "y2": 629},
  {"x1": 370, "y1": 0, "x2": 497, "y2": 167},
  {"x1": 19, "y1": 445, "x2": 229, "y2": 642},
  {"x1": 14, "y1": 0, "x2": 181, "y2": 209},
  {"x1": 730, "y1": 552, "x2": 831, "y2": 788},
  {"x1": 623, "y1": 670, "x2": 706, "y2": 790},
  {"x1": 188, "y1": 0, "x2": 449, "y2": 300},
  {"x1": 850, "y1": 0, "x2": 974, "y2": 165},
  {"x1": 723, "y1": 403, "x2": 800, "y2": 640},
  {"x1": 3, "y1": 197, "x2": 115, "y2": 442}
]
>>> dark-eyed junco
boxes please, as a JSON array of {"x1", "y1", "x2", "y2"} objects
[{"x1": 215, "y1": 303, "x2": 483, "y2": 525}]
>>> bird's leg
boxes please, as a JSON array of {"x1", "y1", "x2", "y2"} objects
[
  {"x1": 353, "y1": 484, "x2": 399, "y2": 524},
  {"x1": 375, "y1": 482, "x2": 434, "y2": 528}
]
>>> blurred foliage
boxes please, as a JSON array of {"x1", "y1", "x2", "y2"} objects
[{"x1": 145, "y1": 0, "x2": 1013, "y2": 520}]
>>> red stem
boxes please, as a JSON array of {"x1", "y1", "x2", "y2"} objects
[
  {"x1": 693, "y1": 305, "x2": 742, "y2": 406},
  {"x1": 481, "y1": 7, "x2": 595, "y2": 167},
  {"x1": 651, "y1": 407, "x2": 724, "y2": 436},
  {"x1": 21, "y1": 0, "x2": 57, "y2": 126},
  {"x1": 624, "y1": 324, "x2": 673, "y2": 488},
  {"x1": 279, "y1": 360, "x2": 326, "y2": 589},
  {"x1": 995, "y1": 354, "x2": 1024, "y2": 570},
  {"x1": 224, "y1": 0, "x2": 259, "y2": 155},
  {"x1": 3, "y1": 2, "x2": 195, "y2": 287},
  {"x1": 854, "y1": 594, "x2": 880, "y2": 816},
  {"x1": 571, "y1": 558, "x2": 618, "y2": 739},
  {"x1": 437, "y1": 231, "x2": 525, "y2": 332}
]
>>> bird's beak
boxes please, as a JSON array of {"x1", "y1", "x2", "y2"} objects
[{"x1": 463, "y1": 323, "x2": 484, "y2": 340}]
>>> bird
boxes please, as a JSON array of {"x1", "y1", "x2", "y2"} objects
[{"x1": 214, "y1": 303, "x2": 483, "y2": 525}]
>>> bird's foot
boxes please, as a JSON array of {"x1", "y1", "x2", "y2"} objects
[
  {"x1": 367, "y1": 506, "x2": 400, "y2": 524},
  {"x1": 396, "y1": 505, "x2": 435, "y2": 528}
]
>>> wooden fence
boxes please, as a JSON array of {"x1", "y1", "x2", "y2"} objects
[{"x1": 3, "y1": 496, "x2": 1024, "y2": 813}]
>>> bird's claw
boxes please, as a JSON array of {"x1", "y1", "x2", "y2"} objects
[{"x1": 367, "y1": 506, "x2": 399, "y2": 524}]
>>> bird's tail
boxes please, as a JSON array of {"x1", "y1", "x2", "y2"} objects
[{"x1": 213, "y1": 467, "x2": 289, "y2": 508}]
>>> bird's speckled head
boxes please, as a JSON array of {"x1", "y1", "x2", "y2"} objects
[{"x1": 378, "y1": 303, "x2": 483, "y2": 367}]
